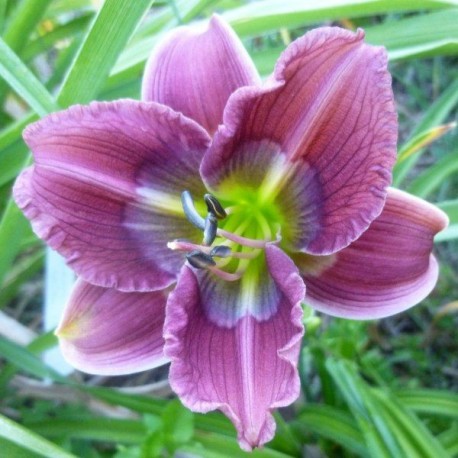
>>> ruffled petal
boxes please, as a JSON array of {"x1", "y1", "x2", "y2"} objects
[
  {"x1": 164, "y1": 245, "x2": 305, "y2": 450},
  {"x1": 299, "y1": 189, "x2": 448, "y2": 319},
  {"x1": 201, "y1": 27, "x2": 397, "y2": 255},
  {"x1": 142, "y1": 15, "x2": 260, "y2": 134},
  {"x1": 14, "y1": 100, "x2": 210, "y2": 292},
  {"x1": 56, "y1": 279, "x2": 168, "y2": 375}
]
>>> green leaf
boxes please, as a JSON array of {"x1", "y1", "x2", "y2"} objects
[
  {"x1": 326, "y1": 360, "x2": 395, "y2": 458},
  {"x1": 0, "y1": 413, "x2": 76, "y2": 458},
  {"x1": 22, "y1": 14, "x2": 93, "y2": 62},
  {"x1": 436, "y1": 224, "x2": 458, "y2": 242},
  {"x1": 0, "y1": 331, "x2": 60, "y2": 393},
  {"x1": 192, "y1": 430, "x2": 293, "y2": 458},
  {"x1": 0, "y1": 0, "x2": 154, "y2": 288},
  {"x1": 397, "y1": 122, "x2": 456, "y2": 163},
  {"x1": 393, "y1": 78, "x2": 458, "y2": 186},
  {"x1": 27, "y1": 418, "x2": 147, "y2": 443},
  {"x1": 112, "y1": 0, "x2": 208, "y2": 75},
  {"x1": 438, "y1": 425, "x2": 458, "y2": 456},
  {"x1": 437, "y1": 199, "x2": 458, "y2": 223},
  {"x1": 0, "y1": 37, "x2": 59, "y2": 116},
  {"x1": 0, "y1": 114, "x2": 35, "y2": 187},
  {"x1": 370, "y1": 389, "x2": 449, "y2": 458},
  {"x1": 0, "y1": 437, "x2": 43, "y2": 458},
  {"x1": 0, "y1": 0, "x2": 6, "y2": 34},
  {"x1": 2, "y1": 0, "x2": 53, "y2": 54},
  {"x1": 396, "y1": 389, "x2": 458, "y2": 419},
  {"x1": 162, "y1": 400, "x2": 194, "y2": 447},
  {"x1": 294, "y1": 404, "x2": 366, "y2": 456},
  {"x1": 327, "y1": 360, "x2": 450, "y2": 458},
  {"x1": 223, "y1": 0, "x2": 458, "y2": 35},
  {"x1": 0, "y1": 336, "x2": 66, "y2": 382},
  {"x1": 0, "y1": 198, "x2": 35, "y2": 292},
  {"x1": 0, "y1": 0, "x2": 54, "y2": 104},
  {"x1": 57, "y1": 0, "x2": 154, "y2": 107},
  {"x1": 364, "y1": 9, "x2": 458, "y2": 61},
  {"x1": 435, "y1": 200, "x2": 458, "y2": 242},
  {"x1": 141, "y1": 427, "x2": 164, "y2": 458},
  {"x1": 81, "y1": 386, "x2": 166, "y2": 416},
  {"x1": 0, "y1": 249, "x2": 44, "y2": 307},
  {"x1": 83, "y1": 386, "x2": 234, "y2": 437},
  {"x1": 407, "y1": 149, "x2": 458, "y2": 198}
]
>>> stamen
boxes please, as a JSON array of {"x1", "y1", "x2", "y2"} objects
[
  {"x1": 181, "y1": 190, "x2": 205, "y2": 230},
  {"x1": 167, "y1": 240, "x2": 211, "y2": 254},
  {"x1": 231, "y1": 250, "x2": 259, "y2": 259},
  {"x1": 175, "y1": 189, "x2": 276, "y2": 282},
  {"x1": 204, "y1": 193, "x2": 227, "y2": 219},
  {"x1": 202, "y1": 213, "x2": 218, "y2": 246},
  {"x1": 210, "y1": 245, "x2": 232, "y2": 258},
  {"x1": 186, "y1": 250, "x2": 216, "y2": 269},
  {"x1": 217, "y1": 228, "x2": 269, "y2": 249},
  {"x1": 185, "y1": 249, "x2": 243, "y2": 281},
  {"x1": 169, "y1": 239, "x2": 259, "y2": 261},
  {"x1": 212, "y1": 245, "x2": 258, "y2": 261}
]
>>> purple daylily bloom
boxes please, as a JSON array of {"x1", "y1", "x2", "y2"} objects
[{"x1": 13, "y1": 16, "x2": 448, "y2": 450}]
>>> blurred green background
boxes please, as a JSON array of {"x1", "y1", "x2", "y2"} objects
[{"x1": 0, "y1": 0, "x2": 457, "y2": 457}]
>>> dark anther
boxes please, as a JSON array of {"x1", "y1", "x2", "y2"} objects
[
  {"x1": 210, "y1": 245, "x2": 232, "y2": 258},
  {"x1": 186, "y1": 250, "x2": 216, "y2": 269},
  {"x1": 181, "y1": 190, "x2": 205, "y2": 230},
  {"x1": 203, "y1": 213, "x2": 218, "y2": 246},
  {"x1": 204, "y1": 194, "x2": 227, "y2": 219}
]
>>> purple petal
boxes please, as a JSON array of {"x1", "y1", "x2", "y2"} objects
[
  {"x1": 56, "y1": 279, "x2": 168, "y2": 375},
  {"x1": 164, "y1": 245, "x2": 305, "y2": 450},
  {"x1": 14, "y1": 100, "x2": 210, "y2": 292},
  {"x1": 142, "y1": 15, "x2": 260, "y2": 134},
  {"x1": 201, "y1": 27, "x2": 397, "y2": 255},
  {"x1": 299, "y1": 189, "x2": 448, "y2": 319}
]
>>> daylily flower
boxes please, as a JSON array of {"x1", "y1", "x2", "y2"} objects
[{"x1": 13, "y1": 16, "x2": 447, "y2": 450}]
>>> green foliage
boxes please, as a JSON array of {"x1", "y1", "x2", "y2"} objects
[{"x1": 0, "y1": 0, "x2": 457, "y2": 456}]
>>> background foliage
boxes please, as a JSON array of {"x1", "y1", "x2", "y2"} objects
[{"x1": 0, "y1": 0, "x2": 457, "y2": 456}]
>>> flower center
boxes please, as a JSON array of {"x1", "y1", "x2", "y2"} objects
[{"x1": 167, "y1": 188, "x2": 284, "y2": 281}]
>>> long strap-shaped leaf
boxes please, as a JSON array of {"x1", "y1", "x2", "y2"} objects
[
  {"x1": 0, "y1": 0, "x2": 54, "y2": 108},
  {"x1": 393, "y1": 78, "x2": 458, "y2": 186},
  {"x1": 0, "y1": 412, "x2": 76, "y2": 458},
  {"x1": 326, "y1": 360, "x2": 450, "y2": 458},
  {"x1": 0, "y1": 38, "x2": 59, "y2": 116},
  {"x1": 0, "y1": 0, "x2": 154, "y2": 288}
]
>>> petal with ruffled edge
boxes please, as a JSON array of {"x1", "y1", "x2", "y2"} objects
[
  {"x1": 297, "y1": 189, "x2": 448, "y2": 319},
  {"x1": 14, "y1": 101, "x2": 210, "y2": 292},
  {"x1": 164, "y1": 245, "x2": 305, "y2": 450},
  {"x1": 56, "y1": 279, "x2": 168, "y2": 375},
  {"x1": 142, "y1": 15, "x2": 260, "y2": 134},
  {"x1": 201, "y1": 26, "x2": 397, "y2": 255}
]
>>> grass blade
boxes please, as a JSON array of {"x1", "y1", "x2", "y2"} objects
[
  {"x1": 0, "y1": 0, "x2": 154, "y2": 288},
  {"x1": 295, "y1": 404, "x2": 366, "y2": 456},
  {"x1": 397, "y1": 122, "x2": 456, "y2": 163},
  {"x1": 0, "y1": 37, "x2": 59, "y2": 116},
  {"x1": 57, "y1": 0, "x2": 153, "y2": 106},
  {"x1": 396, "y1": 389, "x2": 458, "y2": 419},
  {"x1": 407, "y1": 149, "x2": 458, "y2": 198},
  {"x1": 393, "y1": 78, "x2": 458, "y2": 186},
  {"x1": 0, "y1": 413, "x2": 76, "y2": 458},
  {"x1": 364, "y1": 9, "x2": 458, "y2": 61},
  {"x1": 223, "y1": 0, "x2": 458, "y2": 35}
]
